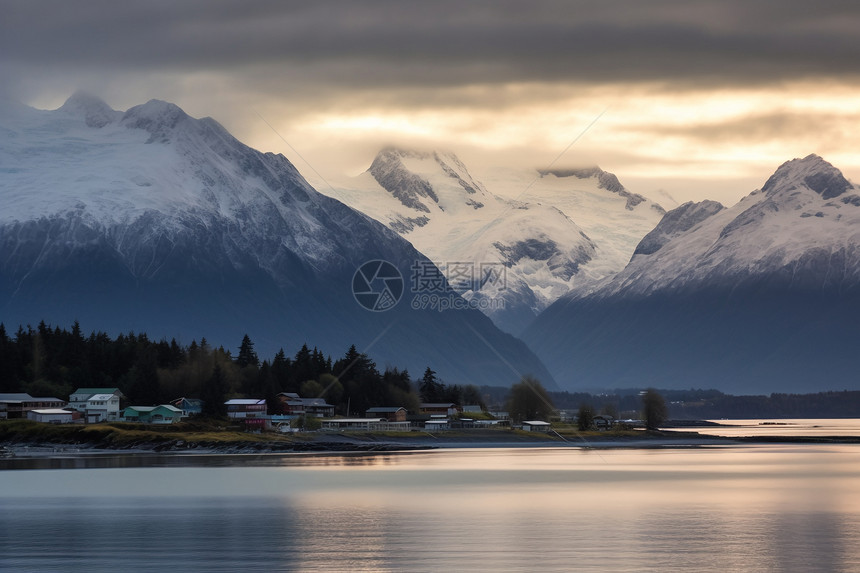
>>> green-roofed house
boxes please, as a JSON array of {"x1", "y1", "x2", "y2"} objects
[
  {"x1": 122, "y1": 404, "x2": 184, "y2": 424},
  {"x1": 68, "y1": 387, "x2": 125, "y2": 423}
]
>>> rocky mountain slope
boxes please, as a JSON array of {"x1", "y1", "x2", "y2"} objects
[
  {"x1": 0, "y1": 93, "x2": 554, "y2": 387},
  {"x1": 523, "y1": 155, "x2": 860, "y2": 393},
  {"x1": 324, "y1": 148, "x2": 665, "y2": 333}
]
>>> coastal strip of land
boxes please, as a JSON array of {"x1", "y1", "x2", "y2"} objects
[{"x1": 2, "y1": 419, "x2": 859, "y2": 464}]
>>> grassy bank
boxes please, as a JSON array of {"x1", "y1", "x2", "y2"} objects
[
  {"x1": 0, "y1": 419, "x2": 306, "y2": 450},
  {"x1": 0, "y1": 420, "x2": 654, "y2": 451},
  {"x1": 3, "y1": 419, "x2": 792, "y2": 454}
]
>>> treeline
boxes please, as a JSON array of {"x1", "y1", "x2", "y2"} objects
[
  {"x1": 666, "y1": 390, "x2": 860, "y2": 419},
  {"x1": 542, "y1": 387, "x2": 860, "y2": 419},
  {"x1": 0, "y1": 321, "x2": 486, "y2": 417}
]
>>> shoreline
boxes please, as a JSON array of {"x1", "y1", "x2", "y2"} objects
[{"x1": 4, "y1": 428, "x2": 860, "y2": 461}]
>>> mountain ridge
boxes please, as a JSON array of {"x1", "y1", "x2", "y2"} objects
[
  {"x1": 523, "y1": 154, "x2": 860, "y2": 394},
  {"x1": 324, "y1": 147, "x2": 664, "y2": 334},
  {"x1": 0, "y1": 94, "x2": 555, "y2": 388}
]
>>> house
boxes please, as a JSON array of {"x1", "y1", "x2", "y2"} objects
[
  {"x1": 1, "y1": 393, "x2": 41, "y2": 419},
  {"x1": 170, "y1": 397, "x2": 203, "y2": 417},
  {"x1": 419, "y1": 403, "x2": 460, "y2": 416},
  {"x1": 225, "y1": 399, "x2": 267, "y2": 419},
  {"x1": 26, "y1": 409, "x2": 79, "y2": 424},
  {"x1": 522, "y1": 420, "x2": 551, "y2": 433},
  {"x1": 277, "y1": 394, "x2": 336, "y2": 417},
  {"x1": 321, "y1": 418, "x2": 412, "y2": 432},
  {"x1": 365, "y1": 407, "x2": 407, "y2": 422},
  {"x1": 288, "y1": 398, "x2": 334, "y2": 418},
  {"x1": 474, "y1": 419, "x2": 510, "y2": 428},
  {"x1": 274, "y1": 392, "x2": 301, "y2": 415},
  {"x1": 303, "y1": 398, "x2": 335, "y2": 418},
  {"x1": 425, "y1": 418, "x2": 450, "y2": 430},
  {"x1": 279, "y1": 394, "x2": 305, "y2": 416},
  {"x1": 277, "y1": 392, "x2": 301, "y2": 403},
  {"x1": 84, "y1": 394, "x2": 122, "y2": 423},
  {"x1": 225, "y1": 399, "x2": 268, "y2": 431},
  {"x1": 122, "y1": 405, "x2": 184, "y2": 424},
  {"x1": 68, "y1": 388, "x2": 124, "y2": 423},
  {"x1": 0, "y1": 393, "x2": 68, "y2": 419}
]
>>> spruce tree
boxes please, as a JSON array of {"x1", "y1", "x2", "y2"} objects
[{"x1": 236, "y1": 334, "x2": 259, "y2": 368}]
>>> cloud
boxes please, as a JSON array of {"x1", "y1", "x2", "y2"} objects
[
  {"x1": 4, "y1": 0, "x2": 860, "y2": 203},
  {"x1": 638, "y1": 111, "x2": 860, "y2": 145},
  {"x1": 4, "y1": 0, "x2": 860, "y2": 96}
]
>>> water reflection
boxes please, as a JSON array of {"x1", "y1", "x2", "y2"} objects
[
  {"x1": 1, "y1": 446, "x2": 859, "y2": 571},
  {"x1": 0, "y1": 450, "x2": 414, "y2": 471},
  {"x1": 674, "y1": 418, "x2": 860, "y2": 437}
]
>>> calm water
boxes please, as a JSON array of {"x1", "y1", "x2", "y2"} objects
[
  {"x1": 1, "y1": 445, "x2": 859, "y2": 572},
  {"x1": 673, "y1": 418, "x2": 860, "y2": 437}
]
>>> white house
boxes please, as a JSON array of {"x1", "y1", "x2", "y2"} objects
[
  {"x1": 321, "y1": 418, "x2": 411, "y2": 432},
  {"x1": 27, "y1": 409, "x2": 77, "y2": 424},
  {"x1": 522, "y1": 420, "x2": 551, "y2": 432},
  {"x1": 68, "y1": 388, "x2": 124, "y2": 423},
  {"x1": 425, "y1": 419, "x2": 451, "y2": 430},
  {"x1": 0, "y1": 393, "x2": 67, "y2": 419}
]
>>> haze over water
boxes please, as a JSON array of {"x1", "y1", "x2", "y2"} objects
[{"x1": 2, "y1": 441, "x2": 859, "y2": 571}]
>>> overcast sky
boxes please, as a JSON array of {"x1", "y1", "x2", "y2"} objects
[{"x1": 3, "y1": 0, "x2": 859, "y2": 204}]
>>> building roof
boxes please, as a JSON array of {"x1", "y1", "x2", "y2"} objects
[
  {"x1": 420, "y1": 403, "x2": 456, "y2": 408},
  {"x1": 224, "y1": 399, "x2": 266, "y2": 405},
  {"x1": 124, "y1": 406, "x2": 157, "y2": 413},
  {"x1": 154, "y1": 405, "x2": 183, "y2": 413},
  {"x1": 302, "y1": 398, "x2": 334, "y2": 407},
  {"x1": 30, "y1": 409, "x2": 74, "y2": 415},
  {"x1": 71, "y1": 387, "x2": 122, "y2": 396},
  {"x1": 89, "y1": 394, "x2": 116, "y2": 401},
  {"x1": 0, "y1": 393, "x2": 34, "y2": 402},
  {"x1": 124, "y1": 404, "x2": 184, "y2": 415},
  {"x1": 522, "y1": 420, "x2": 551, "y2": 426},
  {"x1": 366, "y1": 407, "x2": 406, "y2": 413},
  {"x1": 29, "y1": 397, "x2": 66, "y2": 402},
  {"x1": 277, "y1": 392, "x2": 301, "y2": 399}
]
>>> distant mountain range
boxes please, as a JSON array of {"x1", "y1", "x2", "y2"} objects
[
  {"x1": 325, "y1": 148, "x2": 665, "y2": 334},
  {"x1": 6, "y1": 93, "x2": 857, "y2": 396},
  {"x1": 523, "y1": 154, "x2": 860, "y2": 394},
  {"x1": 0, "y1": 93, "x2": 554, "y2": 388}
]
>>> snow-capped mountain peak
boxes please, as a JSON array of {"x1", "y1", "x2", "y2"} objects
[
  {"x1": 121, "y1": 99, "x2": 195, "y2": 143},
  {"x1": 567, "y1": 154, "x2": 860, "y2": 299},
  {"x1": 324, "y1": 147, "x2": 667, "y2": 333},
  {"x1": 538, "y1": 166, "x2": 658, "y2": 212},
  {"x1": 633, "y1": 200, "x2": 724, "y2": 256},
  {"x1": 367, "y1": 147, "x2": 490, "y2": 215},
  {"x1": 761, "y1": 153, "x2": 853, "y2": 200},
  {"x1": 0, "y1": 94, "x2": 556, "y2": 388},
  {"x1": 523, "y1": 155, "x2": 860, "y2": 394},
  {"x1": 58, "y1": 91, "x2": 120, "y2": 128}
]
